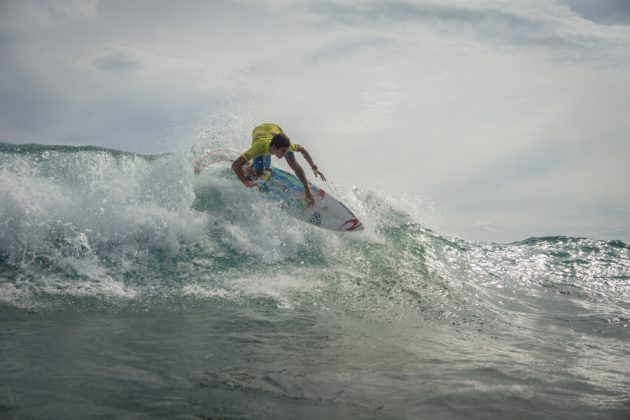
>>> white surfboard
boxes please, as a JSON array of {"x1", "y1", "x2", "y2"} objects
[
  {"x1": 194, "y1": 150, "x2": 363, "y2": 232},
  {"x1": 259, "y1": 167, "x2": 363, "y2": 232}
]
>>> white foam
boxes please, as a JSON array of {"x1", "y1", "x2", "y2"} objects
[
  {"x1": 229, "y1": 272, "x2": 325, "y2": 309},
  {"x1": 181, "y1": 284, "x2": 230, "y2": 299},
  {"x1": 0, "y1": 150, "x2": 210, "y2": 301}
]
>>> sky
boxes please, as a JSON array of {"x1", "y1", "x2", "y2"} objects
[{"x1": 1, "y1": 0, "x2": 630, "y2": 243}]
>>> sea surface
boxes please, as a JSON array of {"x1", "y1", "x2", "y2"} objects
[{"x1": 1, "y1": 142, "x2": 629, "y2": 419}]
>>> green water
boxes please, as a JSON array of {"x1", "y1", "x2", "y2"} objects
[{"x1": 1, "y1": 143, "x2": 629, "y2": 419}]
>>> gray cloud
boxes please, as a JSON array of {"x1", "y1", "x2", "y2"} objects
[
  {"x1": 561, "y1": 0, "x2": 630, "y2": 25},
  {"x1": 309, "y1": 1, "x2": 630, "y2": 63},
  {"x1": 94, "y1": 51, "x2": 141, "y2": 72}
]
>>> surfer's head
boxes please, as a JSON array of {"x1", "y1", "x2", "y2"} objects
[{"x1": 270, "y1": 133, "x2": 291, "y2": 158}]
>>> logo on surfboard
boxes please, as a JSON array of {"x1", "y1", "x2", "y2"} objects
[{"x1": 341, "y1": 218, "x2": 362, "y2": 231}]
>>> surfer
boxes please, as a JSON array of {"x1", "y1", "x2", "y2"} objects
[{"x1": 231, "y1": 123, "x2": 326, "y2": 207}]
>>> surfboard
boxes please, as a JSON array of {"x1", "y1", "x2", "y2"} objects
[
  {"x1": 258, "y1": 167, "x2": 363, "y2": 232},
  {"x1": 194, "y1": 149, "x2": 363, "y2": 232}
]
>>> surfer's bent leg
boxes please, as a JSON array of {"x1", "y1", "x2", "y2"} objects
[
  {"x1": 252, "y1": 156, "x2": 271, "y2": 177},
  {"x1": 252, "y1": 156, "x2": 263, "y2": 177}
]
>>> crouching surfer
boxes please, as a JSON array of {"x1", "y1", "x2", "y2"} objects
[{"x1": 231, "y1": 123, "x2": 326, "y2": 208}]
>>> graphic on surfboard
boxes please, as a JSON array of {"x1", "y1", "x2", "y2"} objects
[{"x1": 194, "y1": 149, "x2": 363, "y2": 232}]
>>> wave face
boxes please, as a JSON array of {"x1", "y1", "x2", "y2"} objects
[
  {"x1": 2, "y1": 142, "x2": 628, "y2": 316},
  {"x1": 1, "y1": 143, "x2": 206, "y2": 308},
  {"x1": 1, "y1": 142, "x2": 630, "y2": 417}
]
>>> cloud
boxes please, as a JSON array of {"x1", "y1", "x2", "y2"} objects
[
  {"x1": 308, "y1": 0, "x2": 630, "y2": 63},
  {"x1": 94, "y1": 51, "x2": 141, "y2": 72},
  {"x1": 561, "y1": 0, "x2": 630, "y2": 25},
  {"x1": 46, "y1": 0, "x2": 99, "y2": 21},
  {"x1": 0, "y1": 0, "x2": 98, "y2": 32}
]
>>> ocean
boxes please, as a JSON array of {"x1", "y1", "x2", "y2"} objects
[{"x1": 1, "y1": 142, "x2": 629, "y2": 419}]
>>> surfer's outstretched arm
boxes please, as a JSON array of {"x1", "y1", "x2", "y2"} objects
[
  {"x1": 231, "y1": 156, "x2": 257, "y2": 188},
  {"x1": 295, "y1": 145, "x2": 326, "y2": 181},
  {"x1": 286, "y1": 153, "x2": 315, "y2": 208}
]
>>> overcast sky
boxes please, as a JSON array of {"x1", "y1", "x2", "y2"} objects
[{"x1": 1, "y1": 0, "x2": 630, "y2": 243}]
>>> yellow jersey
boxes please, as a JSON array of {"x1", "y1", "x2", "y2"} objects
[{"x1": 241, "y1": 123, "x2": 300, "y2": 162}]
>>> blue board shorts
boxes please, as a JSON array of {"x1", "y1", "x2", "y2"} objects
[{"x1": 252, "y1": 152, "x2": 295, "y2": 173}]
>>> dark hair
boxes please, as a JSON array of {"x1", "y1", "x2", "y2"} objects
[{"x1": 270, "y1": 133, "x2": 291, "y2": 149}]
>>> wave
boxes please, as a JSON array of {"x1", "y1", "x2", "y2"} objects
[{"x1": 1, "y1": 142, "x2": 628, "y2": 333}]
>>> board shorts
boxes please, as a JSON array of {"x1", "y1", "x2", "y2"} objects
[
  {"x1": 252, "y1": 152, "x2": 295, "y2": 173},
  {"x1": 252, "y1": 155, "x2": 271, "y2": 173}
]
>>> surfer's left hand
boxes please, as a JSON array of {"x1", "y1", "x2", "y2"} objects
[{"x1": 312, "y1": 166, "x2": 326, "y2": 182}]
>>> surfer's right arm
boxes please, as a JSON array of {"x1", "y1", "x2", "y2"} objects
[{"x1": 231, "y1": 156, "x2": 257, "y2": 188}]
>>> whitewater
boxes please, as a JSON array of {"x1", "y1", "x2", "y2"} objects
[{"x1": 1, "y1": 142, "x2": 629, "y2": 419}]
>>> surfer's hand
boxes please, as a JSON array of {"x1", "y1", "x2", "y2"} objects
[
  {"x1": 313, "y1": 167, "x2": 326, "y2": 182},
  {"x1": 244, "y1": 180, "x2": 257, "y2": 188},
  {"x1": 305, "y1": 190, "x2": 315, "y2": 208}
]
